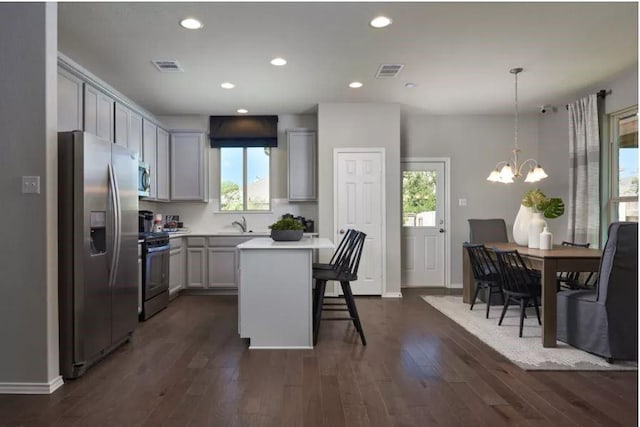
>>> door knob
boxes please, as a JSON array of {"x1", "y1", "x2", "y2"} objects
[
  {"x1": 439, "y1": 228, "x2": 445, "y2": 233},
  {"x1": 339, "y1": 229, "x2": 345, "y2": 234}
]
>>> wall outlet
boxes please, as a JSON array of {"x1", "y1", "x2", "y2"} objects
[
  {"x1": 22, "y1": 176, "x2": 40, "y2": 194},
  {"x1": 458, "y1": 198, "x2": 467, "y2": 207}
]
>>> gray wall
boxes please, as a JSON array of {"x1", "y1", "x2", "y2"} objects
[
  {"x1": 401, "y1": 114, "x2": 540, "y2": 285},
  {"x1": 0, "y1": 3, "x2": 60, "y2": 385},
  {"x1": 537, "y1": 65, "x2": 638, "y2": 244},
  {"x1": 318, "y1": 103, "x2": 401, "y2": 296}
]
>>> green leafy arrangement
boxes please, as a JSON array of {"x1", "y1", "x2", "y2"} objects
[
  {"x1": 269, "y1": 217, "x2": 305, "y2": 231},
  {"x1": 521, "y1": 189, "x2": 565, "y2": 219}
]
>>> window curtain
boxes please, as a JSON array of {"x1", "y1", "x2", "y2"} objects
[{"x1": 567, "y1": 94, "x2": 600, "y2": 246}]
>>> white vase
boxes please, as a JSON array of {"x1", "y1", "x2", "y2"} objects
[
  {"x1": 539, "y1": 227, "x2": 553, "y2": 250},
  {"x1": 528, "y1": 212, "x2": 547, "y2": 249},
  {"x1": 513, "y1": 205, "x2": 533, "y2": 246}
]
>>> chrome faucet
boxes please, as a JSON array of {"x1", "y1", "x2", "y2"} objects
[{"x1": 232, "y1": 216, "x2": 247, "y2": 232}]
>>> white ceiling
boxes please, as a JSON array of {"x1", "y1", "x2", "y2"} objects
[{"x1": 58, "y1": 2, "x2": 638, "y2": 116}]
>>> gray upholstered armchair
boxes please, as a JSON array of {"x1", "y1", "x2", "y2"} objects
[{"x1": 556, "y1": 222, "x2": 638, "y2": 361}]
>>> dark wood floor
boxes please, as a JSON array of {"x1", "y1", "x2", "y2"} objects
[{"x1": 0, "y1": 289, "x2": 636, "y2": 426}]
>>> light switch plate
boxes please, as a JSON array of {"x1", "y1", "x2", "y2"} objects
[
  {"x1": 22, "y1": 176, "x2": 40, "y2": 194},
  {"x1": 458, "y1": 198, "x2": 467, "y2": 207}
]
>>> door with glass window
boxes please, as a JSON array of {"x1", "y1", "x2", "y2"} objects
[{"x1": 401, "y1": 161, "x2": 446, "y2": 287}]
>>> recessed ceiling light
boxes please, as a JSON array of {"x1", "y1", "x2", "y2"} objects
[
  {"x1": 270, "y1": 57, "x2": 287, "y2": 66},
  {"x1": 405, "y1": 82, "x2": 418, "y2": 88},
  {"x1": 237, "y1": 108, "x2": 248, "y2": 114},
  {"x1": 349, "y1": 81, "x2": 363, "y2": 88},
  {"x1": 221, "y1": 82, "x2": 235, "y2": 89},
  {"x1": 370, "y1": 16, "x2": 392, "y2": 28},
  {"x1": 179, "y1": 18, "x2": 203, "y2": 30}
]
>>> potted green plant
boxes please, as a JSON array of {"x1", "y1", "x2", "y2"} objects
[
  {"x1": 521, "y1": 189, "x2": 565, "y2": 219},
  {"x1": 269, "y1": 217, "x2": 305, "y2": 241},
  {"x1": 516, "y1": 189, "x2": 565, "y2": 248}
]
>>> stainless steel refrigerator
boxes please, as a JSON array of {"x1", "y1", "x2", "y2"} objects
[{"x1": 58, "y1": 131, "x2": 138, "y2": 379}]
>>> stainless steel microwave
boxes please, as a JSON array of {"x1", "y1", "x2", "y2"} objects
[{"x1": 138, "y1": 161, "x2": 150, "y2": 197}]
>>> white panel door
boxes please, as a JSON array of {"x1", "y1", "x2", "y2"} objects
[
  {"x1": 335, "y1": 150, "x2": 384, "y2": 295},
  {"x1": 401, "y1": 161, "x2": 446, "y2": 286}
]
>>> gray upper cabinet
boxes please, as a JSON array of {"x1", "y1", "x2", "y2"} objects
[
  {"x1": 114, "y1": 102, "x2": 129, "y2": 148},
  {"x1": 170, "y1": 132, "x2": 207, "y2": 201},
  {"x1": 115, "y1": 102, "x2": 143, "y2": 157},
  {"x1": 142, "y1": 119, "x2": 158, "y2": 200},
  {"x1": 128, "y1": 110, "x2": 143, "y2": 158},
  {"x1": 84, "y1": 83, "x2": 114, "y2": 142},
  {"x1": 57, "y1": 68, "x2": 83, "y2": 132},
  {"x1": 287, "y1": 130, "x2": 317, "y2": 201},
  {"x1": 156, "y1": 128, "x2": 170, "y2": 201}
]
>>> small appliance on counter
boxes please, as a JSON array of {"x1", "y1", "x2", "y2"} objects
[
  {"x1": 164, "y1": 215, "x2": 180, "y2": 231},
  {"x1": 280, "y1": 213, "x2": 315, "y2": 233},
  {"x1": 139, "y1": 210, "x2": 154, "y2": 233}
]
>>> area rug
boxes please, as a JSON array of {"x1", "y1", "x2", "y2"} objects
[{"x1": 421, "y1": 295, "x2": 637, "y2": 371}]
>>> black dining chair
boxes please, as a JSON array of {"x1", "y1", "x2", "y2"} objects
[
  {"x1": 557, "y1": 241, "x2": 596, "y2": 290},
  {"x1": 463, "y1": 243, "x2": 503, "y2": 319},
  {"x1": 494, "y1": 249, "x2": 542, "y2": 337},
  {"x1": 313, "y1": 229, "x2": 357, "y2": 270},
  {"x1": 312, "y1": 231, "x2": 367, "y2": 346}
]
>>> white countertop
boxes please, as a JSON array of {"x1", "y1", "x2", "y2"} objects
[
  {"x1": 237, "y1": 237, "x2": 334, "y2": 250},
  {"x1": 167, "y1": 231, "x2": 318, "y2": 239}
]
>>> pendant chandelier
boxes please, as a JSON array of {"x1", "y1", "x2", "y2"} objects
[{"x1": 487, "y1": 67, "x2": 548, "y2": 184}]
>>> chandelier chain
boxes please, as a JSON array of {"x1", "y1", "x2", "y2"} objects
[{"x1": 514, "y1": 70, "x2": 519, "y2": 151}]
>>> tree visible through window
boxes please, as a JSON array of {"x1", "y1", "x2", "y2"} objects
[
  {"x1": 220, "y1": 147, "x2": 270, "y2": 211},
  {"x1": 402, "y1": 171, "x2": 437, "y2": 227}
]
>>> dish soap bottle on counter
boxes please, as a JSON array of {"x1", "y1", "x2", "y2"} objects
[{"x1": 539, "y1": 227, "x2": 553, "y2": 250}]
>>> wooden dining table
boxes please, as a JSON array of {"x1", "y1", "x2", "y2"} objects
[{"x1": 462, "y1": 242, "x2": 602, "y2": 347}]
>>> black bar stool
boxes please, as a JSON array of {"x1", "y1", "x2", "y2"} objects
[{"x1": 312, "y1": 231, "x2": 367, "y2": 345}]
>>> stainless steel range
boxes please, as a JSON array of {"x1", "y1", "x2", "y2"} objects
[{"x1": 139, "y1": 232, "x2": 170, "y2": 320}]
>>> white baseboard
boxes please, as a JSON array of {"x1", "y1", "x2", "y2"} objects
[
  {"x1": 383, "y1": 292, "x2": 403, "y2": 298},
  {"x1": 448, "y1": 283, "x2": 463, "y2": 289},
  {"x1": 0, "y1": 376, "x2": 64, "y2": 394}
]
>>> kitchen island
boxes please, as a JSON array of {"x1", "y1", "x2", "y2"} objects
[{"x1": 237, "y1": 237, "x2": 334, "y2": 349}]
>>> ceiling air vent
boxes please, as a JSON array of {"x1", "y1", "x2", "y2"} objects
[
  {"x1": 376, "y1": 63, "x2": 404, "y2": 78},
  {"x1": 151, "y1": 59, "x2": 184, "y2": 72}
]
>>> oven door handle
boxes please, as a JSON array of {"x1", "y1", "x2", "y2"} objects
[{"x1": 146, "y1": 244, "x2": 170, "y2": 253}]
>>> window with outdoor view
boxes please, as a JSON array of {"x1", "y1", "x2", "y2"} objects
[
  {"x1": 609, "y1": 106, "x2": 638, "y2": 222},
  {"x1": 220, "y1": 147, "x2": 270, "y2": 211},
  {"x1": 402, "y1": 171, "x2": 437, "y2": 227}
]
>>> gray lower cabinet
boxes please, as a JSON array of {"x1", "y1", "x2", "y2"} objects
[
  {"x1": 186, "y1": 237, "x2": 207, "y2": 288},
  {"x1": 185, "y1": 236, "x2": 253, "y2": 290},
  {"x1": 169, "y1": 238, "x2": 185, "y2": 296},
  {"x1": 208, "y1": 248, "x2": 237, "y2": 287}
]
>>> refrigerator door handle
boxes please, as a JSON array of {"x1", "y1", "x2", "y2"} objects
[
  {"x1": 113, "y1": 165, "x2": 122, "y2": 283},
  {"x1": 107, "y1": 164, "x2": 120, "y2": 288}
]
